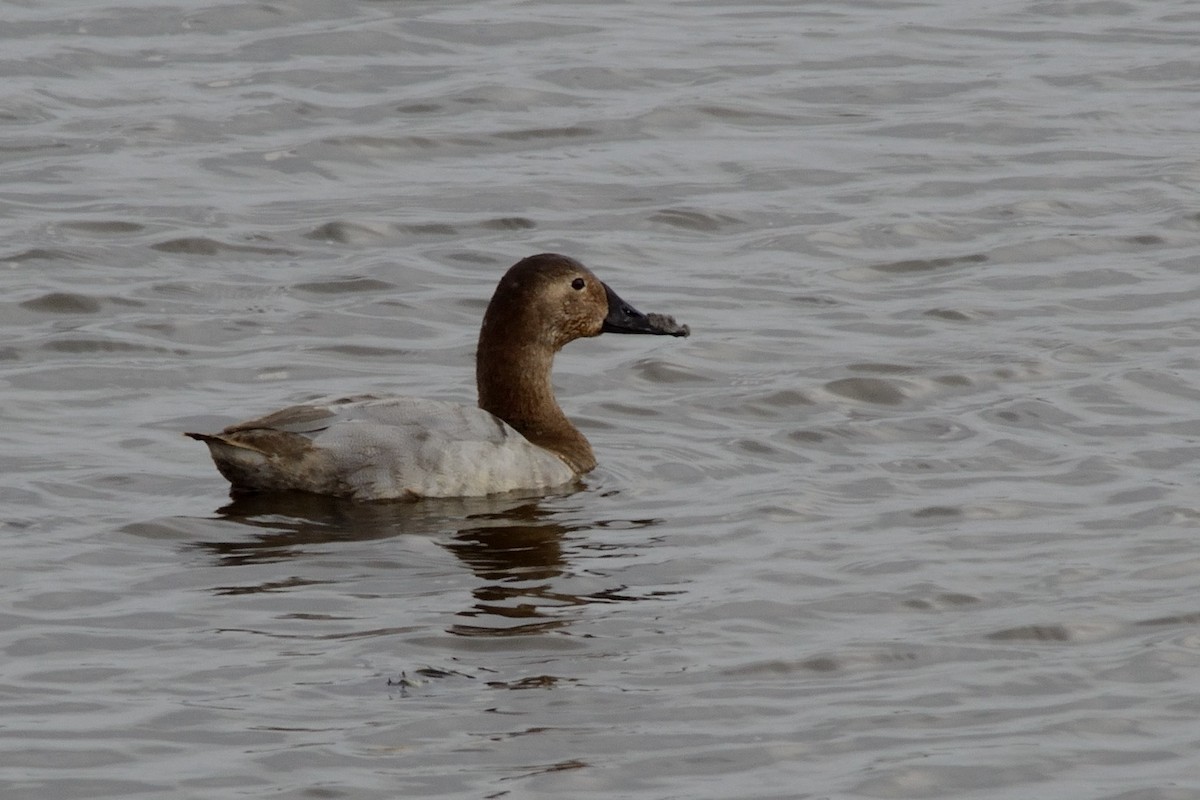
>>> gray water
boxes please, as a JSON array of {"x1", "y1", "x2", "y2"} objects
[{"x1": 4, "y1": 0, "x2": 1200, "y2": 797}]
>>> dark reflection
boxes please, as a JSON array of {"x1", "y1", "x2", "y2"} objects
[
  {"x1": 181, "y1": 490, "x2": 666, "y2": 639},
  {"x1": 446, "y1": 503, "x2": 575, "y2": 581},
  {"x1": 444, "y1": 506, "x2": 670, "y2": 638},
  {"x1": 444, "y1": 504, "x2": 580, "y2": 637},
  {"x1": 190, "y1": 490, "x2": 494, "y2": 566}
]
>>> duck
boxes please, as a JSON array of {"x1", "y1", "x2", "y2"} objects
[{"x1": 186, "y1": 253, "x2": 689, "y2": 501}]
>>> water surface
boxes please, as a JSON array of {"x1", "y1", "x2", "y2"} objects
[{"x1": 4, "y1": 1, "x2": 1200, "y2": 797}]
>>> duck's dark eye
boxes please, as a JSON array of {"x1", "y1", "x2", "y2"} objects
[{"x1": 571, "y1": 277, "x2": 586, "y2": 291}]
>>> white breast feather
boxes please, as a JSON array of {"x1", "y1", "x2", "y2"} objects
[{"x1": 304, "y1": 397, "x2": 576, "y2": 500}]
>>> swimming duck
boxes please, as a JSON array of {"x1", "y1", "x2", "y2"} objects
[{"x1": 187, "y1": 253, "x2": 689, "y2": 500}]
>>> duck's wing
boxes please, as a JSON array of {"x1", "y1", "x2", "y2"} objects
[
  {"x1": 215, "y1": 392, "x2": 385, "y2": 436},
  {"x1": 187, "y1": 396, "x2": 577, "y2": 500}
]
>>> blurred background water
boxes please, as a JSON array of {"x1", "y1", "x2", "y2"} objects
[{"x1": 4, "y1": 0, "x2": 1200, "y2": 797}]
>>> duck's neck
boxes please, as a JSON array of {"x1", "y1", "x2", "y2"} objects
[{"x1": 476, "y1": 334, "x2": 596, "y2": 474}]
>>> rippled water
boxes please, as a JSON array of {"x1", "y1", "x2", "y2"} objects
[{"x1": 5, "y1": 1, "x2": 1200, "y2": 797}]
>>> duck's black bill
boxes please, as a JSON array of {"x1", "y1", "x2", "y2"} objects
[{"x1": 601, "y1": 283, "x2": 690, "y2": 337}]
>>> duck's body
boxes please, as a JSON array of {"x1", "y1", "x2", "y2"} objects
[
  {"x1": 188, "y1": 395, "x2": 576, "y2": 500},
  {"x1": 187, "y1": 254, "x2": 688, "y2": 501}
]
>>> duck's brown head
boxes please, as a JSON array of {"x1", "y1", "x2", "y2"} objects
[{"x1": 479, "y1": 253, "x2": 689, "y2": 351}]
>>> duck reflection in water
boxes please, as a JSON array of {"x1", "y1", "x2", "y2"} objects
[
  {"x1": 190, "y1": 491, "x2": 661, "y2": 637},
  {"x1": 444, "y1": 505, "x2": 579, "y2": 637}
]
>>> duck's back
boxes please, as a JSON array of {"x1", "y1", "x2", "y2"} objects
[{"x1": 187, "y1": 395, "x2": 577, "y2": 501}]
